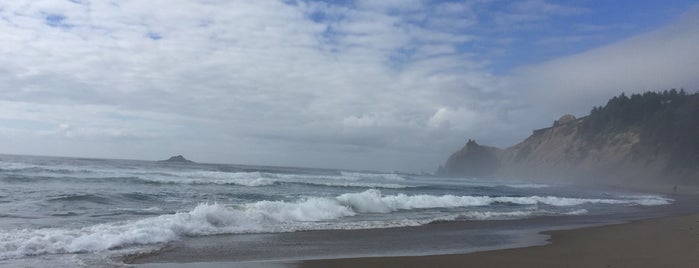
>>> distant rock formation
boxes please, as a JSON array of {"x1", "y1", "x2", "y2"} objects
[
  {"x1": 439, "y1": 90, "x2": 699, "y2": 185},
  {"x1": 158, "y1": 155, "x2": 195, "y2": 164},
  {"x1": 438, "y1": 139, "x2": 501, "y2": 178}
]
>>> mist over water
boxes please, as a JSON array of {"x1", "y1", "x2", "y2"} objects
[{"x1": 0, "y1": 154, "x2": 672, "y2": 266}]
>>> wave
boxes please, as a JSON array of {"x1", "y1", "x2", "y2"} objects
[
  {"x1": 289, "y1": 180, "x2": 413, "y2": 189},
  {"x1": 500, "y1": 183, "x2": 550, "y2": 189},
  {"x1": 130, "y1": 171, "x2": 277, "y2": 187},
  {"x1": 0, "y1": 214, "x2": 39, "y2": 219},
  {"x1": 457, "y1": 208, "x2": 589, "y2": 220},
  {"x1": 1, "y1": 165, "x2": 413, "y2": 189},
  {"x1": 119, "y1": 192, "x2": 161, "y2": 202},
  {"x1": 0, "y1": 160, "x2": 414, "y2": 190},
  {"x1": 335, "y1": 190, "x2": 672, "y2": 212},
  {"x1": 0, "y1": 174, "x2": 49, "y2": 183},
  {"x1": 618, "y1": 195, "x2": 675, "y2": 206},
  {"x1": 121, "y1": 171, "x2": 413, "y2": 189},
  {"x1": 0, "y1": 162, "x2": 96, "y2": 175},
  {"x1": 0, "y1": 202, "x2": 339, "y2": 259},
  {"x1": 339, "y1": 171, "x2": 406, "y2": 181},
  {"x1": 0, "y1": 190, "x2": 671, "y2": 259},
  {"x1": 460, "y1": 210, "x2": 538, "y2": 220},
  {"x1": 50, "y1": 212, "x2": 83, "y2": 217},
  {"x1": 491, "y1": 195, "x2": 672, "y2": 206},
  {"x1": 47, "y1": 194, "x2": 114, "y2": 204}
]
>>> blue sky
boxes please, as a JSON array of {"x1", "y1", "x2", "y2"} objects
[
  {"x1": 484, "y1": 0, "x2": 697, "y2": 73},
  {"x1": 0, "y1": 0, "x2": 698, "y2": 172},
  {"x1": 302, "y1": 0, "x2": 698, "y2": 74}
]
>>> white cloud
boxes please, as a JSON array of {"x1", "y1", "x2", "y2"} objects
[
  {"x1": 512, "y1": 5, "x2": 699, "y2": 117},
  {"x1": 428, "y1": 107, "x2": 476, "y2": 129},
  {"x1": 0, "y1": 1, "x2": 697, "y2": 172},
  {"x1": 0, "y1": 0, "x2": 496, "y2": 171}
]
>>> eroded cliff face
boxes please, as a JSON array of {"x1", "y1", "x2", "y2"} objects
[
  {"x1": 497, "y1": 115, "x2": 660, "y2": 183},
  {"x1": 441, "y1": 116, "x2": 661, "y2": 183},
  {"x1": 440, "y1": 91, "x2": 699, "y2": 185}
]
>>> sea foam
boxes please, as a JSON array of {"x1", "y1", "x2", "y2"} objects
[
  {"x1": 0, "y1": 190, "x2": 671, "y2": 260},
  {"x1": 108, "y1": 170, "x2": 411, "y2": 188},
  {"x1": 0, "y1": 162, "x2": 413, "y2": 189},
  {"x1": 134, "y1": 171, "x2": 277, "y2": 187},
  {"x1": 339, "y1": 171, "x2": 406, "y2": 181}
]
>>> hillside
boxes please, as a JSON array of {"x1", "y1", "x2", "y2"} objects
[{"x1": 440, "y1": 90, "x2": 699, "y2": 185}]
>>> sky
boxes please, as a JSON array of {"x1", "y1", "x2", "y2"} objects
[{"x1": 1, "y1": 0, "x2": 698, "y2": 173}]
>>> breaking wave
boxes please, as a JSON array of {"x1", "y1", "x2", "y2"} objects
[
  {"x1": 0, "y1": 190, "x2": 671, "y2": 260},
  {"x1": 0, "y1": 164, "x2": 413, "y2": 189},
  {"x1": 131, "y1": 171, "x2": 277, "y2": 187},
  {"x1": 339, "y1": 171, "x2": 406, "y2": 181}
]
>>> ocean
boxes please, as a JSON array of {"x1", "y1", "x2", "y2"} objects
[{"x1": 0, "y1": 154, "x2": 676, "y2": 267}]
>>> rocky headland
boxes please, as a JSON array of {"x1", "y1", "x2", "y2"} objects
[{"x1": 439, "y1": 90, "x2": 699, "y2": 185}]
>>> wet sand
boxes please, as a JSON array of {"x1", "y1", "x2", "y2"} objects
[
  {"x1": 130, "y1": 192, "x2": 699, "y2": 268},
  {"x1": 301, "y1": 213, "x2": 699, "y2": 268}
]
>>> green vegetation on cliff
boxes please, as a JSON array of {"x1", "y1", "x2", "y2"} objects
[{"x1": 582, "y1": 90, "x2": 699, "y2": 171}]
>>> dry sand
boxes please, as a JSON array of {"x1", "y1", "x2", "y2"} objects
[{"x1": 300, "y1": 213, "x2": 699, "y2": 268}]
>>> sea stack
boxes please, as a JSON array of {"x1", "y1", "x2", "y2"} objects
[
  {"x1": 158, "y1": 155, "x2": 195, "y2": 164},
  {"x1": 439, "y1": 139, "x2": 501, "y2": 177}
]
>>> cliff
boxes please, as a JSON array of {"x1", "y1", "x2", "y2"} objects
[
  {"x1": 440, "y1": 90, "x2": 699, "y2": 185},
  {"x1": 438, "y1": 139, "x2": 501, "y2": 178}
]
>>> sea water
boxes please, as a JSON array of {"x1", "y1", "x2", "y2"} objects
[{"x1": 0, "y1": 154, "x2": 672, "y2": 267}]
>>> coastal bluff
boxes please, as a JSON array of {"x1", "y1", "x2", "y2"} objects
[{"x1": 439, "y1": 90, "x2": 699, "y2": 185}]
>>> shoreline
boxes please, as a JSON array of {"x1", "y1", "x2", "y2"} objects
[
  {"x1": 128, "y1": 193, "x2": 699, "y2": 267},
  {"x1": 299, "y1": 212, "x2": 699, "y2": 268},
  {"x1": 129, "y1": 212, "x2": 699, "y2": 268},
  {"x1": 126, "y1": 192, "x2": 699, "y2": 268}
]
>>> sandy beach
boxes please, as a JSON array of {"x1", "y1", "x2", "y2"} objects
[
  {"x1": 126, "y1": 188, "x2": 699, "y2": 268},
  {"x1": 300, "y1": 213, "x2": 699, "y2": 268},
  {"x1": 126, "y1": 202, "x2": 699, "y2": 268}
]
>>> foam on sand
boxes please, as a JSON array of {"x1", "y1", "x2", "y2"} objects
[{"x1": 0, "y1": 190, "x2": 671, "y2": 260}]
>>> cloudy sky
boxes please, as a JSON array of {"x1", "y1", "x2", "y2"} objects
[{"x1": 1, "y1": 0, "x2": 698, "y2": 172}]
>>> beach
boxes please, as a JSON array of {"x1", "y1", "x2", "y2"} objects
[
  {"x1": 130, "y1": 211, "x2": 699, "y2": 268},
  {"x1": 128, "y1": 192, "x2": 699, "y2": 268},
  {"x1": 301, "y1": 212, "x2": 699, "y2": 268}
]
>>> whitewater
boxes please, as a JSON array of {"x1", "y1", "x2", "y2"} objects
[{"x1": 0, "y1": 154, "x2": 673, "y2": 267}]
